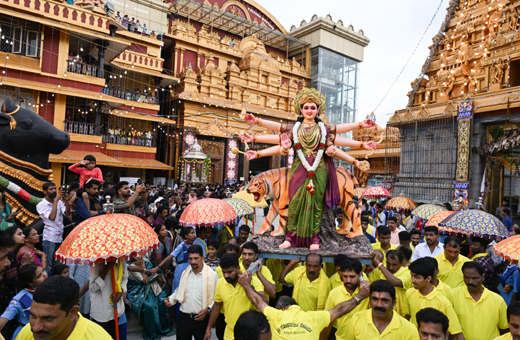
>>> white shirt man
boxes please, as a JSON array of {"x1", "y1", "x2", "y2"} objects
[
  {"x1": 166, "y1": 246, "x2": 218, "y2": 339},
  {"x1": 411, "y1": 226, "x2": 444, "y2": 262}
]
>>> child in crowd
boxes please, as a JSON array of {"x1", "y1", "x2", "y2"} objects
[
  {"x1": 68, "y1": 155, "x2": 104, "y2": 187},
  {"x1": 51, "y1": 264, "x2": 69, "y2": 277},
  {"x1": 204, "y1": 240, "x2": 220, "y2": 270}
]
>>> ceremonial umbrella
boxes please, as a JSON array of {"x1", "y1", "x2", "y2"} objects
[
  {"x1": 425, "y1": 210, "x2": 465, "y2": 236},
  {"x1": 224, "y1": 198, "x2": 254, "y2": 222},
  {"x1": 55, "y1": 213, "x2": 159, "y2": 340},
  {"x1": 384, "y1": 196, "x2": 417, "y2": 211},
  {"x1": 233, "y1": 189, "x2": 268, "y2": 208},
  {"x1": 361, "y1": 186, "x2": 392, "y2": 199},
  {"x1": 439, "y1": 209, "x2": 510, "y2": 240},
  {"x1": 179, "y1": 198, "x2": 237, "y2": 228},
  {"x1": 412, "y1": 204, "x2": 447, "y2": 220},
  {"x1": 492, "y1": 236, "x2": 520, "y2": 263}
]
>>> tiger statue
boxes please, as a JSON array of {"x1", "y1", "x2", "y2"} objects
[{"x1": 247, "y1": 166, "x2": 363, "y2": 238}]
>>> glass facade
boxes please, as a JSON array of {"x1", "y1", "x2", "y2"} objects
[{"x1": 310, "y1": 47, "x2": 360, "y2": 168}]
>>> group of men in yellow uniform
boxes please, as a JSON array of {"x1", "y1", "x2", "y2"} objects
[{"x1": 204, "y1": 228, "x2": 518, "y2": 340}]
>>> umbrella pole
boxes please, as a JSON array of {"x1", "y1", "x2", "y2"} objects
[{"x1": 111, "y1": 266, "x2": 120, "y2": 340}]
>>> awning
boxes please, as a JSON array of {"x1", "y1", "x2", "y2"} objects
[
  {"x1": 50, "y1": 150, "x2": 123, "y2": 166},
  {"x1": 113, "y1": 157, "x2": 173, "y2": 170}
]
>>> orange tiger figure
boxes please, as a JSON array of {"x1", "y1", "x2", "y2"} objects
[{"x1": 247, "y1": 166, "x2": 363, "y2": 239}]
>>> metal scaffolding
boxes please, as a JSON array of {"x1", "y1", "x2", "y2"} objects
[{"x1": 170, "y1": 0, "x2": 309, "y2": 53}]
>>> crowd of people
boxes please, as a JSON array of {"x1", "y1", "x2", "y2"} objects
[{"x1": 1, "y1": 155, "x2": 520, "y2": 339}]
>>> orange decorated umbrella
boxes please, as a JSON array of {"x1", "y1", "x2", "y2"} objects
[
  {"x1": 56, "y1": 213, "x2": 159, "y2": 340},
  {"x1": 385, "y1": 196, "x2": 417, "y2": 211},
  {"x1": 361, "y1": 186, "x2": 392, "y2": 199},
  {"x1": 179, "y1": 198, "x2": 237, "y2": 228},
  {"x1": 425, "y1": 210, "x2": 464, "y2": 236},
  {"x1": 493, "y1": 236, "x2": 520, "y2": 263}
]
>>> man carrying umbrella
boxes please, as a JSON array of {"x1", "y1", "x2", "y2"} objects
[{"x1": 90, "y1": 261, "x2": 128, "y2": 339}]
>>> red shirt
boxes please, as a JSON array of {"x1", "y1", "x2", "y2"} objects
[{"x1": 68, "y1": 163, "x2": 103, "y2": 187}]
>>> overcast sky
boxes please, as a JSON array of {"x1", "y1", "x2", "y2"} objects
[{"x1": 260, "y1": 0, "x2": 449, "y2": 126}]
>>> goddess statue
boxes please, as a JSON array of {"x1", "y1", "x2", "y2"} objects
[{"x1": 240, "y1": 88, "x2": 377, "y2": 250}]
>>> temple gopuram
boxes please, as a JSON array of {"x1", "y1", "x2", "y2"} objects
[{"x1": 389, "y1": 0, "x2": 520, "y2": 213}]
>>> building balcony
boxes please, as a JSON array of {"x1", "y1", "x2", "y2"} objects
[
  {"x1": 101, "y1": 133, "x2": 156, "y2": 148},
  {"x1": 66, "y1": 59, "x2": 103, "y2": 78},
  {"x1": 113, "y1": 50, "x2": 163, "y2": 72},
  {"x1": 64, "y1": 121, "x2": 98, "y2": 136},
  {"x1": 101, "y1": 87, "x2": 157, "y2": 104}
]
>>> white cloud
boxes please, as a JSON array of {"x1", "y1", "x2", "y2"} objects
[{"x1": 260, "y1": 0, "x2": 449, "y2": 126}]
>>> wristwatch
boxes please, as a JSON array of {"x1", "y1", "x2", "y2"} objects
[{"x1": 353, "y1": 296, "x2": 361, "y2": 305}]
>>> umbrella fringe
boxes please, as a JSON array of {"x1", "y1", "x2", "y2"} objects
[{"x1": 55, "y1": 242, "x2": 160, "y2": 266}]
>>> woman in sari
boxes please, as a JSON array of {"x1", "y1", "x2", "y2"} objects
[
  {"x1": 16, "y1": 227, "x2": 47, "y2": 271},
  {"x1": 127, "y1": 257, "x2": 173, "y2": 340},
  {"x1": 241, "y1": 88, "x2": 376, "y2": 250},
  {"x1": 0, "y1": 187, "x2": 19, "y2": 230}
]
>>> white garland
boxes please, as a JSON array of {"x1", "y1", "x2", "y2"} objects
[{"x1": 293, "y1": 121, "x2": 326, "y2": 174}]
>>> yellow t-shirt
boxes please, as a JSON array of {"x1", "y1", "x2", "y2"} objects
[
  {"x1": 404, "y1": 287, "x2": 462, "y2": 335},
  {"x1": 448, "y1": 286, "x2": 508, "y2": 340},
  {"x1": 16, "y1": 313, "x2": 112, "y2": 340},
  {"x1": 368, "y1": 266, "x2": 412, "y2": 316},
  {"x1": 435, "y1": 252, "x2": 470, "y2": 289},
  {"x1": 494, "y1": 333, "x2": 513, "y2": 340},
  {"x1": 371, "y1": 242, "x2": 398, "y2": 265},
  {"x1": 285, "y1": 268, "x2": 331, "y2": 312},
  {"x1": 345, "y1": 309, "x2": 420, "y2": 340},
  {"x1": 266, "y1": 259, "x2": 283, "y2": 293},
  {"x1": 329, "y1": 272, "x2": 368, "y2": 290},
  {"x1": 215, "y1": 266, "x2": 223, "y2": 278},
  {"x1": 325, "y1": 285, "x2": 369, "y2": 339},
  {"x1": 434, "y1": 279, "x2": 450, "y2": 297},
  {"x1": 214, "y1": 276, "x2": 265, "y2": 340},
  {"x1": 263, "y1": 305, "x2": 330, "y2": 340}
]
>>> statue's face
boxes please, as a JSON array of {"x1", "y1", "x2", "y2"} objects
[{"x1": 301, "y1": 102, "x2": 318, "y2": 121}]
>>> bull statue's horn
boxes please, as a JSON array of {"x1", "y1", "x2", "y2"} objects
[{"x1": 1, "y1": 98, "x2": 17, "y2": 114}]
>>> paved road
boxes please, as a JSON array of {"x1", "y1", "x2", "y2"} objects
[{"x1": 128, "y1": 208, "x2": 275, "y2": 340}]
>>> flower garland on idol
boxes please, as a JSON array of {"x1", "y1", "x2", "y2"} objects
[
  {"x1": 0, "y1": 175, "x2": 42, "y2": 205},
  {"x1": 292, "y1": 122, "x2": 326, "y2": 195}
]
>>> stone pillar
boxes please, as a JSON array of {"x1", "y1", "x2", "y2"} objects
[
  {"x1": 180, "y1": 48, "x2": 186, "y2": 71},
  {"x1": 174, "y1": 47, "x2": 180, "y2": 74},
  {"x1": 94, "y1": 39, "x2": 109, "y2": 78},
  {"x1": 469, "y1": 117, "x2": 486, "y2": 207}
]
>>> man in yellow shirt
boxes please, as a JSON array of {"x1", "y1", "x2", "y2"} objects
[
  {"x1": 448, "y1": 262, "x2": 508, "y2": 340},
  {"x1": 279, "y1": 253, "x2": 331, "y2": 311},
  {"x1": 323, "y1": 257, "x2": 370, "y2": 340},
  {"x1": 205, "y1": 253, "x2": 267, "y2": 340},
  {"x1": 423, "y1": 257, "x2": 450, "y2": 296},
  {"x1": 238, "y1": 269, "x2": 371, "y2": 340},
  {"x1": 345, "y1": 280, "x2": 419, "y2": 339},
  {"x1": 370, "y1": 250, "x2": 412, "y2": 316},
  {"x1": 330, "y1": 255, "x2": 368, "y2": 289},
  {"x1": 404, "y1": 258, "x2": 464, "y2": 339},
  {"x1": 494, "y1": 301, "x2": 520, "y2": 340},
  {"x1": 435, "y1": 236, "x2": 470, "y2": 289},
  {"x1": 234, "y1": 310, "x2": 271, "y2": 340},
  {"x1": 372, "y1": 227, "x2": 397, "y2": 265},
  {"x1": 16, "y1": 276, "x2": 112, "y2": 340},
  {"x1": 241, "y1": 242, "x2": 276, "y2": 298},
  {"x1": 416, "y1": 308, "x2": 450, "y2": 340}
]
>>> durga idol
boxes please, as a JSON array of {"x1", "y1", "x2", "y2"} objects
[{"x1": 240, "y1": 88, "x2": 377, "y2": 250}]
